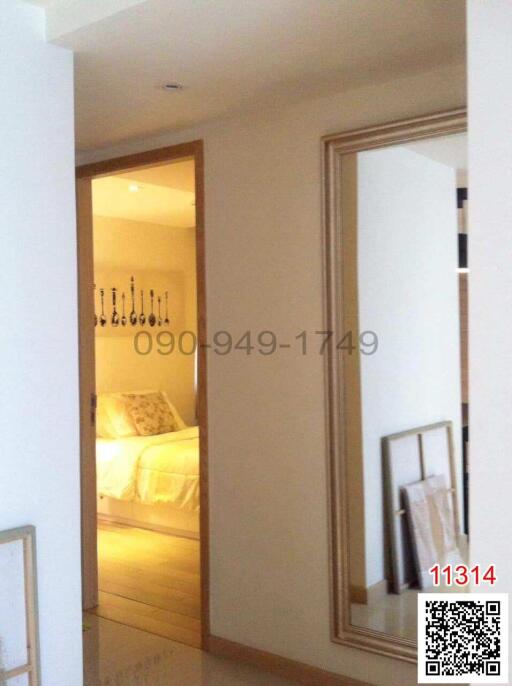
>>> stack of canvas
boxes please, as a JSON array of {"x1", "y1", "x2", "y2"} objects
[{"x1": 402, "y1": 474, "x2": 464, "y2": 588}]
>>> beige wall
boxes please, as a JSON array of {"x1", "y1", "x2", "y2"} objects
[
  {"x1": 79, "y1": 63, "x2": 465, "y2": 686},
  {"x1": 93, "y1": 215, "x2": 197, "y2": 425}
]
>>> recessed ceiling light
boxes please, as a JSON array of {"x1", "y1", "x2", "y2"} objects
[
  {"x1": 128, "y1": 183, "x2": 140, "y2": 193},
  {"x1": 161, "y1": 83, "x2": 185, "y2": 92}
]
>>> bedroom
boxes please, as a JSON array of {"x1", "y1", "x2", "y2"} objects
[{"x1": 88, "y1": 156, "x2": 202, "y2": 648}]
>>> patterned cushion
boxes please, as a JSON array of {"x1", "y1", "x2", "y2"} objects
[{"x1": 123, "y1": 392, "x2": 179, "y2": 436}]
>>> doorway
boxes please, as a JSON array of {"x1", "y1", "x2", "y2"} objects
[{"x1": 76, "y1": 141, "x2": 209, "y2": 649}]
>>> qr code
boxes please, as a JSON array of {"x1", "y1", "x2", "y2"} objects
[{"x1": 418, "y1": 594, "x2": 508, "y2": 683}]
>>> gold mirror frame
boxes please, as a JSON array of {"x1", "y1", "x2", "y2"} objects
[{"x1": 322, "y1": 109, "x2": 467, "y2": 663}]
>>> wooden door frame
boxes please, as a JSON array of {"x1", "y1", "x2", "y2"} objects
[{"x1": 76, "y1": 140, "x2": 210, "y2": 646}]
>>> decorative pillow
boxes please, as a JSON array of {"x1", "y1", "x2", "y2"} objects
[
  {"x1": 164, "y1": 396, "x2": 187, "y2": 431},
  {"x1": 123, "y1": 392, "x2": 179, "y2": 436},
  {"x1": 96, "y1": 396, "x2": 116, "y2": 439},
  {"x1": 96, "y1": 394, "x2": 138, "y2": 439}
]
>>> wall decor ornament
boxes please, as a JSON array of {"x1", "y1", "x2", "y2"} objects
[
  {"x1": 130, "y1": 276, "x2": 137, "y2": 326},
  {"x1": 139, "y1": 289, "x2": 146, "y2": 326},
  {"x1": 111, "y1": 288, "x2": 119, "y2": 327},
  {"x1": 164, "y1": 291, "x2": 170, "y2": 326},
  {"x1": 149, "y1": 289, "x2": 156, "y2": 327},
  {"x1": 99, "y1": 288, "x2": 107, "y2": 327},
  {"x1": 121, "y1": 292, "x2": 127, "y2": 326},
  {"x1": 94, "y1": 276, "x2": 171, "y2": 329}
]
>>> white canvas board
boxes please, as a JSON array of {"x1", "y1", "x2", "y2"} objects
[
  {"x1": 0, "y1": 539, "x2": 28, "y2": 671},
  {"x1": 403, "y1": 474, "x2": 463, "y2": 588}
]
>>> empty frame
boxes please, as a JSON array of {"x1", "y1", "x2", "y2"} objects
[
  {"x1": 0, "y1": 526, "x2": 40, "y2": 686},
  {"x1": 383, "y1": 421, "x2": 460, "y2": 595}
]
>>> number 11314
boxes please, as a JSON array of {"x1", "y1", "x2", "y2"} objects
[{"x1": 429, "y1": 564, "x2": 497, "y2": 587}]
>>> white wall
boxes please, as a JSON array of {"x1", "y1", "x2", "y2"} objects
[
  {"x1": 357, "y1": 147, "x2": 462, "y2": 587},
  {"x1": 78, "y1": 63, "x2": 465, "y2": 686},
  {"x1": 468, "y1": 0, "x2": 512, "y2": 621},
  {"x1": 0, "y1": 2, "x2": 82, "y2": 685}
]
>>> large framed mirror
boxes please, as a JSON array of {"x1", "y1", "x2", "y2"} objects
[{"x1": 322, "y1": 109, "x2": 468, "y2": 662}]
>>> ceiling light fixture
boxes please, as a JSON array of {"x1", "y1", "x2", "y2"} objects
[
  {"x1": 161, "y1": 83, "x2": 185, "y2": 92},
  {"x1": 128, "y1": 184, "x2": 140, "y2": 193}
]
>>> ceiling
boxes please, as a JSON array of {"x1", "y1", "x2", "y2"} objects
[
  {"x1": 116, "y1": 158, "x2": 195, "y2": 193},
  {"x1": 92, "y1": 160, "x2": 196, "y2": 227},
  {"x1": 405, "y1": 132, "x2": 467, "y2": 172},
  {"x1": 36, "y1": 0, "x2": 465, "y2": 151}
]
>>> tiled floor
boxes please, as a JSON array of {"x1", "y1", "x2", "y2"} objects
[
  {"x1": 351, "y1": 588, "x2": 419, "y2": 640},
  {"x1": 83, "y1": 613, "x2": 295, "y2": 686},
  {"x1": 351, "y1": 583, "x2": 467, "y2": 640}
]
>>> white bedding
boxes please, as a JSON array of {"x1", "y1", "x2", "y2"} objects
[{"x1": 96, "y1": 427, "x2": 199, "y2": 512}]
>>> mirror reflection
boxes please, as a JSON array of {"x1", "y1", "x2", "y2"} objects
[{"x1": 343, "y1": 132, "x2": 469, "y2": 643}]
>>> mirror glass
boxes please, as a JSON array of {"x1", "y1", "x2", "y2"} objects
[{"x1": 341, "y1": 131, "x2": 469, "y2": 644}]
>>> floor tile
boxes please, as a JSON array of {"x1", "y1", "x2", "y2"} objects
[{"x1": 83, "y1": 613, "x2": 295, "y2": 685}]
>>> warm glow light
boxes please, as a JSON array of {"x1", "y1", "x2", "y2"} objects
[
  {"x1": 457, "y1": 267, "x2": 470, "y2": 274},
  {"x1": 128, "y1": 183, "x2": 140, "y2": 193}
]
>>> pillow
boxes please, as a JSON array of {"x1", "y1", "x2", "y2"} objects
[
  {"x1": 122, "y1": 390, "x2": 186, "y2": 429},
  {"x1": 163, "y1": 394, "x2": 187, "y2": 431},
  {"x1": 96, "y1": 394, "x2": 138, "y2": 439},
  {"x1": 123, "y1": 391, "x2": 180, "y2": 436}
]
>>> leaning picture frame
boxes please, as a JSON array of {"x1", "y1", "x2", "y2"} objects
[
  {"x1": 0, "y1": 526, "x2": 40, "y2": 686},
  {"x1": 382, "y1": 421, "x2": 460, "y2": 596}
]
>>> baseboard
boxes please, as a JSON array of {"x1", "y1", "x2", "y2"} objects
[
  {"x1": 349, "y1": 579, "x2": 388, "y2": 605},
  {"x1": 97, "y1": 513, "x2": 199, "y2": 540},
  {"x1": 207, "y1": 634, "x2": 372, "y2": 686}
]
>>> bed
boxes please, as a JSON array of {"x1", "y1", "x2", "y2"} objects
[{"x1": 95, "y1": 391, "x2": 200, "y2": 538}]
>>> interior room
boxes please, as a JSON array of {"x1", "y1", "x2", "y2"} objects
[
  {"x1": 3, "y1": 2, "x2": 512, "y2": 686},
  {"x1": 89, "y1": 159, "x2": 202, "y2": 648}
]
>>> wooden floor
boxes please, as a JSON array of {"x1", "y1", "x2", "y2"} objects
[{"x1": 90, "y1": 522, "x2": 201, "y2": 648}]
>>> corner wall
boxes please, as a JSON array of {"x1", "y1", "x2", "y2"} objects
[
  {"x1": 468, "y1": 0, "x2": 512, "y2": 596},
  {"x1": 0, "y1": 2, "x2": 82, "y2": 684},
  {"x1": 78, "y1": 62, "x2": 466, "y2": 686}
]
